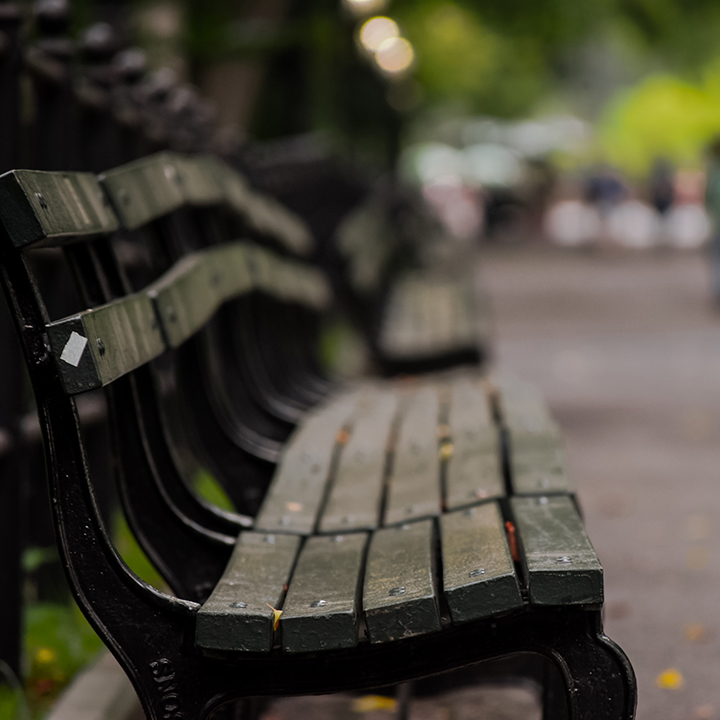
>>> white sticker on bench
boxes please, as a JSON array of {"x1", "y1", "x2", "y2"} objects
[{"x1": 60, "y1": 332, "x2": 88, "y2": 367}]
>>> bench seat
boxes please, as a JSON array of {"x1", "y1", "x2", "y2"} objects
[
  {"x1": 376, "y1": 271, "x2": 490, "y2": 373},
  {"x1": 196, "y1": 376, "x2": 600, "y2": 656}
]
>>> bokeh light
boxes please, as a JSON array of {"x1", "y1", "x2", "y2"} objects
[
  {"x1": 358, "y1": 16, "x2": 399, "y2": 53},
  {"x1": 343, "y1": 0, "x2": 388, "y2": 16},
  {"x1": 374, "y1": 36, "x2": 415, "y2": 75}
]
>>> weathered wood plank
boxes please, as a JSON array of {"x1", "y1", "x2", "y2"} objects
[
  {"x1": 445, "y1": 379, "x2": 504, "y2": 509},
  {"x1": 196, "y1": 532, "x2": 300, "y2": 653},
  {"x1": 495, "y1": 377, "x2": 573, "y2": 494},
  {"x1": 510, "y1": 445, "x2": 571, "y2": 495},
  {"x1": 281, "y1": 533, "x2": 367, "y2": 653},
  {"x1": 362, "y1": 519, "x2": 441, "y2": 643},
  {"x1": 511, "y1": 495, "x2": 603, "y2": 606},
  {"x1": 212, "y1": 159, "x2": 313, "y2": 256},
  {"x1": 99, "y1": 153, "x2": 184, "y2": 230},
  {"x1": 173, "y1": 154, "x2": 225, "y2": 206},
  {"x1": 319, "y1": 391, "x2": 397, "y2": 533},
  {"x1": 378, "y1": 275, "x2": 479, "y2": 360},
  {"x1": 46, "y1": 293, "x2": 165, "y2": 395},
  {"x1": 440, "y1": 503, "x2": 522, "y2": 623},
  {"x1": 383, "y1": 387, "x2": 441, "y2": 525},
  {"x1": 147, "y1": 243, "x2": 253, "y2": 348},
  {"x1": 254, "y1": 393, "x2": 359, "y2": 535},
  {"x1": 147, "y1": 254, "x2": 217, "y2": 349},
  {"x1": 0, "y1": 170, "x2": 119, "y2": 248}
]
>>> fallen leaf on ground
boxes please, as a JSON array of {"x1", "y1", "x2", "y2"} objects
[
  {"x1": 352, "y1": 695, "x2": 397, "y2": 713},
  {"x1": 685, "y1": 623, "x2": 707, "y2": 642},
  {"x1": 656, "y1": 668, "x2": 684, "y2": 690}
]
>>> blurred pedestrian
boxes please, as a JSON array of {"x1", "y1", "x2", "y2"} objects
[{"x1": 649, "y1": 158, "x2": 675, "y2": 215}]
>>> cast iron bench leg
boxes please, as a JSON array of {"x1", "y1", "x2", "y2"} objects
[{"x1": 540, "y1": 612, "x2": 637, "y2": 720}]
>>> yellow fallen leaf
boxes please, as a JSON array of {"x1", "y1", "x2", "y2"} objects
[
  {"x1": 34, "y1": 647, "x2": 57, "y2": 665},
  {"x1": 656, "y1": 668, "x2": 684, "y2": 690},
  {"x1": 685, "y1": 623, "x2": 706, "y2": 642},
  {"x1": 266, "y1": 603, "x2": 282, "y2": 631},
  {"x1": 352, "y1": 695, "x2": 397, "y2": 713},
  {"x1": 440, "y1": 442, "x2": 454, "y2": 460}
]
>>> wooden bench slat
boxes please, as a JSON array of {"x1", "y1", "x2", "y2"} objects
[
  {"x1": 378, "y1": 275, "x2": 480, "y2": 360},
  {"x1": 46, "y1": 293, "x2": 165, "y2": 395},
  {"x1": 269, "y1": 257, "x2": 332, "y2": 311},
  {"x1": 254, "y1": 393, "x2": 359, "y2": 535},
  {"x1": 319, "y1": 391, "x2": 397, "y2": 533},
  {"x1": 196, "y1": 532, "x2": 300, "y2": 653},
  {"x1": 362, "y1": 519, "x2": 441, "y2": 643},
  {"x1": 384, "y1": 387, "x2": 441, "y2": 526},
  {"x1": 445, "y1": 380, "x2": 504, "y2": 509},
  {"x1": 0, "y1": 170, "x2": 119, "y2": 247},
  {"x1": 440, "y1": 503, "x2": 523, "y2": 623},
  {"x1": 511, "y1": 445, "x2": 571, "y2": 495},
  {"x1": 147, "y1": 253, "x2": 218, "y2": 349},
  {"x1": 99, "y1": 153, "x2": 185, "y2": 230},
  {"x1": 173, "y1": 154, "x2": 226, "y2": 206},
  {"x1": 511, "y1": 495, "x2": 603, "y2": 606},
  {"x1": 208, "y1": 243, "x2": 255, "y2": 305},
  {"x1": 213, "y1": 159, "x2": 313, "y2": 257},
  {"x1": 495, "y1": 377, "x2": 573, "y2": 495},
  {"x1": 281, "y1": 533, "x2": 368, "y2": 653},
  {"x1": 146, "y1": 244, "x2": 253, "y2": 349}
]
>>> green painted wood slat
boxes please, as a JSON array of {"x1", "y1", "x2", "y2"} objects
[
  {"x1": 212, "y1": 159, "x2": 313, "y2": 257},
  {"x1": 196, "y1": 532, "x2": 300, "y2": 653},
  {"x1": 511, "y1": 495, "x2": 603, "y2": 606},
  {"x1": 280, "y1": 533, "x2": 368, "y2": 653},
  {"x1": 254, "y1": 393, "x2": 359, "y2": 535},
  {"x1": 444, "y1": 379, "x2": 504, "y2": 510},
  {"x1": 440, "y1": 503, "x2": 522, "y2": 624},
  {"x1": 362, "y1": 519, "x2": 441, "y2": 644},
  {"x1": 147, "y1": 244, "x2": 253, "y2": 349},
  {"x1": 383, "y1": 387, "x2": 441, "y2": 526},
  {"x1": 495, "y1": 377, "x2": 573, "y2": 495},
  {"x1": 0, "y1": 170, "x2": 119, "y2": 248},
  {"x1": 45, "y1": 292, "x2": 165, "y2": 395},
  {"x1": 319, "y1": 390, "x2": 397, "y2": 533},
  {"x1": 99, "y1": 152, "x2": 185, "y2": 231}
]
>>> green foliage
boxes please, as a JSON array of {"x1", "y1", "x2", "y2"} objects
[
  {"x1": 598, "y1": 61, "x2": 720, "y2": 173},
  {"x1": 22, "y1": 603, "x2": 103, "y2": 718},
  {"x1": 193, "y1": 469, "x2": 235, "y2": 511},
  {"x1": 396, "y1": 2, "x2": 549, "y2": 116},
  {"x1": 113, "y1": 513, "x2": 166, "y2": 590}
]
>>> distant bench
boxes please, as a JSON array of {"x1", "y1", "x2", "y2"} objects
[{"x1": 0, "y1": 154, "x2": 636, "y2": 719}]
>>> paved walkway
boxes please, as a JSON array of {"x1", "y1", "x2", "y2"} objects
[{"x1": 480, "y1": 246, "x2": 720, "y2": 720}]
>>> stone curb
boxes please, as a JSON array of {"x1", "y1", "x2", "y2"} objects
[{"x1": 46, "y1": 652, "x2": 141, "y2": 720}]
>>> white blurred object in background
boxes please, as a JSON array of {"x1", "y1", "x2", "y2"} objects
[
  {"x1": 607, "y1": 200, "x2": 659, "y2": 248},
  {"x1": 422, "y1": 177, "x2": 484, "y2": 240},
  {"x1": 664, "y1": 203, "x2": 710, "y2": 248},
  {"x1": 544, "y1": 200, "x2": 601, "y2": 246}
]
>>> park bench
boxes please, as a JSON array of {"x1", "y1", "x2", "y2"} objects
[
  {"x1": 333, "y1": 191, "x2": 490, "y2": 375},
  {"x1": 235, "y1": 139, "x2": 491, "y2": 375},
  {"x1": 0, "y1": 154, "x2": 636, "y2": 719}
]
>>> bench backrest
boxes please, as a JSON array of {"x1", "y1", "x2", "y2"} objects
[{"x1": 0, "y1": 155, "x2": 333, "y2": 601}]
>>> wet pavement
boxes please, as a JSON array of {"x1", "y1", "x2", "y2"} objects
[{"x1": 481, "y1": 246, "x2": 720, "y2": 719}]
